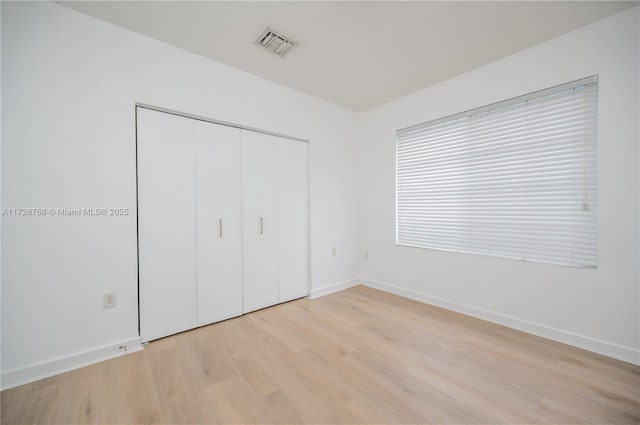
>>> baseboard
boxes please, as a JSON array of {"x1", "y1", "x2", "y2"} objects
[
  {"x1": 309, "y1": 278, "x2": 360, "y2": 299},
  {"x1": 1, "y1": 337, "x2": 143, "y2": 390},
  {"x1": 360, "y1": 278, "x2": 640, "y2": 366}
]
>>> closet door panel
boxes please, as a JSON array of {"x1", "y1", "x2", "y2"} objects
[
  {"x1": 277, "y1": 139, "x2": 309, "y2": 302},
  {"x1": 137, "y1": 108, "x2": 197, "y2": 343},
  {"x1": 242, "y1": 130, "x2": 279, "y2": 313},
  {"x1": 196, "y1": 121, "x2": 243, "y2": 326}
]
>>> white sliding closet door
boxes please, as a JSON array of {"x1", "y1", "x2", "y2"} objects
[
  {"x1": 242, "y1": 130, "x2": 279, "y2": 313},
  {"x1": 196, "y1": 121, "x2": 243, "y2": 326},
  {"x1": 277, "y1": 138, "x2": 309, "y2": 302},
  {"x1": 138, "y1": 108, "x2": 197, "y2": 343}
]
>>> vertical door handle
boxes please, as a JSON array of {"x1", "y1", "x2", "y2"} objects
[
  {"x1": 260, "y1": 217, "x2": 263, "y2": 234},
  {"x1": 218, "y1": 218, "x2": 222, "y2": 238}
]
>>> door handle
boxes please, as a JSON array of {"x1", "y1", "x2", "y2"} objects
[
  {"x1": 218, "y1": 218, "x2": 222, "y2": 238},
  {"x1": 260, "y1": 217, "x2": 263, "y2": 234}
]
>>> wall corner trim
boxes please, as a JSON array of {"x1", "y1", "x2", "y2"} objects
[
  {"x1": 1, "y1": 337, "x2": 144, "y2": 390},
  {"x1": 359, "y1": 277, "x2": 640, "y2": 366},
  {"x1": 309, "y1": 278, "x2": 360, "y2": 299}
]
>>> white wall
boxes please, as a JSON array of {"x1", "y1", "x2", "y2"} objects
[
  {"x1": 358, "y1": 6, "x2": 640, "y2": 364},
  {"x1": 1, "y1": 1, "x2": 360, "y2": 386},
  {"x1": 0, "y1": 0, "x2": 3, "y2": 390}
]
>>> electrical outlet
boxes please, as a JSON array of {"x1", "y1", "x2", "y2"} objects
[
  {"x1": 331, "y1": 247, "x2": 336, "y2": 256},
  {"x1": 364, "y1": 251, "x2": 370, "y2": 260},
  {"x1": 103, "y1": 292, "x2": 116, "y2": 309}
]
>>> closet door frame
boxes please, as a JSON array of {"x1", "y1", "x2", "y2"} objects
[{"x1": 135, "y1": 103, "x2": 311, "y2": 338}]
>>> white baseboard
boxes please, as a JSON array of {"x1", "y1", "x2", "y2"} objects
[
  {"x1": 1, "y1": 337, "x2": 143, "y2": 390},
  {"x1": 360, "y1": 278, "x2": 640, "y2": 366},
  {"x1": 309, "y1": 278, "x2": 360, "y2": 299}
]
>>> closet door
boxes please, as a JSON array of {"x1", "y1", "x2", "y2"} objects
[
  {"x1": 137, "y1": 108, "x2": 197, "y2": 343},
  {"x1": 277, "y1": 139, "x2": 309, "y2": 302},
  {"x1": 196, "y1": 121, "x2": 243, "y2": 326},
  {"x1": 242, "y1": 130, "x2": 279, "y2": 313}
]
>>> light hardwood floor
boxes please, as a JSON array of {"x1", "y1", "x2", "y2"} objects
[{"x1": 2, "y1": 285, "x2": 639, "y2": 424}]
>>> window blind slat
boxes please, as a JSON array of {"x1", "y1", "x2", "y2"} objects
[
  {"x1": 398, "y1": 96, "x2": 597, "y2": 144},
  {"x1": 396, "y1": 77, "x2": 598, "y2": 268},
  {"x1": 399, "y1": 107, "x2": 596, "y2": 151}
]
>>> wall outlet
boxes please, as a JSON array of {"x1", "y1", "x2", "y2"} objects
[
  {"x1": 331, "y1": 247, "x2": 336, "y2": 256},
  {"x1": 364, "y1": 251, "x2": 369, "y2": 260},
  {"x1": 103, "y1": 292, "x2": 116, "y2": 308}
]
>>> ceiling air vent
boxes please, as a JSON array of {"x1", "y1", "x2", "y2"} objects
[{"x1": 255, "y1": 27, "x2": 296, "y2": 57}]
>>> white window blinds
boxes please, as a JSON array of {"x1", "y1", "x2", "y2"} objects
[{"x1": 396, "y1": 76, "x2": 598, "y2": 268}]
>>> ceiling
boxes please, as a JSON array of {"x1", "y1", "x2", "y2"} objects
[{"x1": 58, "y1": 1, "x2": 636, "y2": 112}]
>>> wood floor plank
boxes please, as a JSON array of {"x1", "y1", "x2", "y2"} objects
[{"x1": 2, "y1": 285, "x2": 638, "y2": 424}]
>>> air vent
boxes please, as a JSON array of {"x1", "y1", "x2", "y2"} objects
[{"x1": 255, "y1": 27, "x2": 296, "y2": 57}]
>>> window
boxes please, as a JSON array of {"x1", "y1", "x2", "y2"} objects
[{"x1": 396, "y1": 76, "x2": 598, "y2": 268}]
